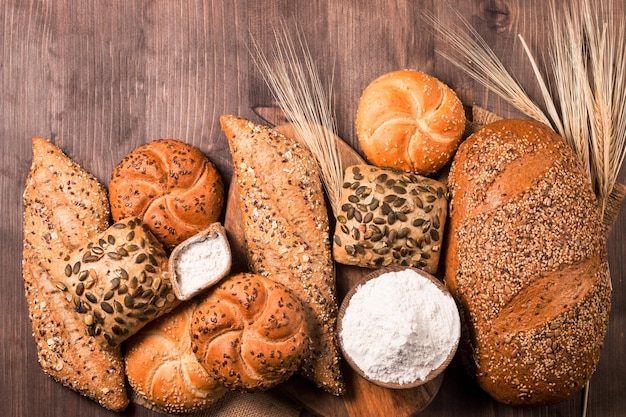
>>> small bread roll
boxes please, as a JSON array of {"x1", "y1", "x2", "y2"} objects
[
  {"x1": 191, "y1": 273, "x2": 310, "y2": 391},
  {"x1": 109, "y1": 139, "x2": 224, "y2": 250},
  {"x1": 125, "y1": 302, "x2": 228, "y2": 413},
  {"x1": 58, "y1": 217, "x2": 180, "y2": 346},
  {"x1": 356, "y1": 69, "x2": 465, "y2": 175}
]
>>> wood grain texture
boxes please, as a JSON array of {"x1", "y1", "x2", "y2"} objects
[{"x1": 1, "y1": 1, "x2": 624, "y2": 416}]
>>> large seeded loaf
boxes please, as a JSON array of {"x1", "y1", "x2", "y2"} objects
[
  {"x1": 22, "y1": 137, "x2": 128, "y2": 411},
  {"x1": 220, "y1": 115, "x2": 345, "y2": 395},
  {"x1": 444, "y1": 119, "x2": 612, "y2": 405}
]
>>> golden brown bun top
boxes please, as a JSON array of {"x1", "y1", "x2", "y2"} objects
[
  {"x1": 191, "y1": 272, "x2": 310, "y2": 391},
  {"x1": 356, "y1": 69, "x2": 465, "y2": 175},
  {"x1": 125, "y1": 302, "x2": 227, "y2": 414},
  {"x1": 109, "y1": 139, "x2": 224, "y2": 250}
]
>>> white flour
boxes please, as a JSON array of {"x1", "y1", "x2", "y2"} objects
[{"x1": 340, "y1": 269, "x2": 460, "y2": 384}]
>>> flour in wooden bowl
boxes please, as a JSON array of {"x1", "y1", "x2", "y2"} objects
[{"x1": 339, "y1": 267, "x2": 460, "y2": 387}]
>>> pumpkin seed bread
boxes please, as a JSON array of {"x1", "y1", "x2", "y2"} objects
[
  {"x1": 22, "y1": 137, "x2": 128, "y2": 411},
  {"x1": 445, "y1": 119, "x2": 612, "y2": 405},
  {"x1": 333, "y1": 165, "x2": 448, "y2": 274},
  {"x1": 57, "y1": 217, "x2": 180, "y2": 346},
  {"x1": 221, "y1": 115, "x2": 345, "y2": 395}
]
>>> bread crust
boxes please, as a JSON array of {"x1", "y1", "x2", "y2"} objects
[
  {"x1": 125, "y1": 301, "x2": 228, "y2": 413},
  {"x1": 190, "y1": 273, "x2": 310, "y2": 391},
  {"x1": 221, "y1": 115, "x2": 345, "y2": 395},
  {"x1": 22, "y1": 137, "x2": 128, "y2": 411},
  {"x1": 356, "y1": 69, "x2": 465, "y2": 175},
  {"x1": 109, "y1": 139, "x2": 224, "y2": 250},
  {"x1": 444, "y1": 120, "x2": 611, "y2": 405}
]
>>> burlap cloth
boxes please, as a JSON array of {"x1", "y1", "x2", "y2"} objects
[{"x1": 131, "y1": 389, "x2": 302, "y2": 416}]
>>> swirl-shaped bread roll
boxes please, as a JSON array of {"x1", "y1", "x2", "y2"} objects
[
  {"x1": 109, "y1": 139, "x2": 224, "y2": 250},
  {"x1": 125, "y1": 301, "x2": 228, "y2": 414},
  {"x1": 190, "y1": 273, "x2": 310, "y2": 391},
  {"x1": 356, "y1": 69, "x2": 466, "y2": 175}
]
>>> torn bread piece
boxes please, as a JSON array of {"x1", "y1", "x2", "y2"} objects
[{"x1": 169, "y1": 223, "x2": 232, "y2": 300}]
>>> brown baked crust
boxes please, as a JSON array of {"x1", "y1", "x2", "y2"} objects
[
  {"x1": 109, "y1": 139, "x2": 224, "y2": 250},
  {"x1": 356, "y1": 69, "x2": 465, "y2": 175},
  {"x1": 22, "y1": 137, "x2": 128, "y2": 411},
  {"x1": 220, "y1": 115, "x2": 345, "y2": 395},
  {"x1": 444, "y1": 119, "x2": 611, "y2": 405},
  {"x1": 125, "y1": 301, "x2": 227, "y2": 414},
  {"x1": 58, "y1": 217, "x2": 180, "y2": 346},
  {"x1": 332, "y1": 165, "x2": 448, "y2": 274},
  {"x1": 190, "y1": 273, "x2": 310, "y2": 391}
]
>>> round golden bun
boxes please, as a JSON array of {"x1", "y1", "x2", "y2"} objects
[
  {"x1": 109, "y1": 139, "x2": 224, "y2": 250},
  {"x1": 191, "y1": 273, "x2": 310, "y2": 391},
  {"x1": 356, "y1": 69, "x2": 465, "y2": 174},
  {"x1": 125, "y1": 302, "x2": 228, "y2": 414}
]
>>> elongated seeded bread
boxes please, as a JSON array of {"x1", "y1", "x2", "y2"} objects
[
  {"x1": 220, "y1": 115, "x2": 345, "y2": 395},
  {"x1": 22, "y1": 137, "x2": 128, "y2": 411},
  {"x1": 445, "y1": 120, "x2": 611, "y2": 405}
]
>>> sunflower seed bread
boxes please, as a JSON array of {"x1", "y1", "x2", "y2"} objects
[
  {"x1": 22, "y1": 137, "x2": 128, "y2": 411},
  {"x1": 220, "y1": 115, "x2": 345, "y2": 395},
  {"x1": 333, "y1": 165, "x2": 448, "y2": 274},
  {"x1": 445, "y1": 119, "x2": 612, "y2": 405}
]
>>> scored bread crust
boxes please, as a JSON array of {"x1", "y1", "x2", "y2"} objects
[
  {"x1": 109, "y1": 139, "x2": 224, "y2": 250},
  {"x1": 190, "y1": 273, "x2": 310, "y2": 391},
  {"x1": 220, "y1": 115, "x2": 345, "y2": 395},
  {"x1": 22, "y1": 137, "x2": 128, "y2": 411},
  {"x1": 445, "y1": 120, "x2": 611, "y2": 405},
  {"x1": 356, "y1": 69, "x2": 466, "y2": 175}
]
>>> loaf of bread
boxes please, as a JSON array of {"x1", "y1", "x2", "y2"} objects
[
  {"x1": 221, "y1": 115, "x2": 345, "y2": 395},
  {"x1": 356, "y1": 69, "x2": 466, "y2": 175},
  {"x1": 445, "y1": 119, "x2": 612, "y2": 405},
  {"x1": 333, "y1": 165, "x2": 448, "y2": 274},
  {"x1": 125, "y1": 301, "x2": 228, "y2": 414},
  {"x1": 22, "y1": 137, "x2": 128, "y2": 411},
  {"x1": 191, "y1": 273, "x2": 310, "y2": 391},
  {"x1": 109, "y1": 139, "x2": 224, "y2": 250},
  {"x1": 58, "y1": 217, "x2": 180, "y2": 346},
  {"x1": 169, "y1": 222, "x2": 232, "y2": 300}
]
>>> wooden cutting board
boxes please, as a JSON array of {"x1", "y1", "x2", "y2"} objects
[{"x1": 223, "y1": 124, "x2": 443, "y2": 417}]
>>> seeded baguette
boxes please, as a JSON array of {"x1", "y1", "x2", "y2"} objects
[
  {"x1": 22, "y1": 137, "x2": 128, "y2": 411},
  {"x1": 333, "y1": 165, "x2": 448, "y2": 274},
  {"x1": 220, "y1": 115, "x2": 345, "y2": 395},
  {"x1": 445, "y1": 119, "x2": 612, "y2": 405}
]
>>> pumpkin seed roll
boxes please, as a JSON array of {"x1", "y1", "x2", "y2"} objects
[{"x1": 333, "y1": 165, "x2": 448, "y2": 274}]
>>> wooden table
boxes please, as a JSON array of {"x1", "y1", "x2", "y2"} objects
[{"x1": 1, "y1": 1, "x2": 624, "y2": 416}]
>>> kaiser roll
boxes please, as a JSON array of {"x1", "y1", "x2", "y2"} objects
[
  {"x1": 190, "y1": 272, "x2": 310, "y2": 391},
  {"x1": 125, "y1": 301, "x2": 228, "y2": 413},
  {"x1": 109, "y1": 139, "x2": 224, "y2": 250},
  {"x1": 445, "y1": 119, "x2": 611, "y2": 405},
  {"x1": 356, "y1": 69, "x2": 465, "y2": 175}
]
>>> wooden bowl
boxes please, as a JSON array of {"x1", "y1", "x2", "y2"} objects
[{"x1": 337, "y1": 265, "x2": 460, "y2": 390}]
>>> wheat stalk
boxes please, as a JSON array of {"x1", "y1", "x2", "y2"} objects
[
  {"x1": 424, "y1": 0, "x2": 626, "y2": 220},
  {"x1": 249, "y1": 23, "x2": 344, "y2": 217},
  {"x1": 421, "y1": 9, "x2": 552, "y2": 127}
]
